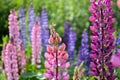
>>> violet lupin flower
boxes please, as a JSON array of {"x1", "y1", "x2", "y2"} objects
[
  {"x1": 28, "y1": 3, "x2": 35, "y2": 41},
  {"x1": 44, "y1": 25, "x2": 70, "y2": 80},
  {"x1": 2, "y1": 39, "x2": 19, "y2": 80},
  {"x1": 18, "y1": 6, "x2": 26, "y2": 49},
  {"x1": 89, "y1": 0, "x2": 115, "y2": 79},
  {"x1": 64, "y1": 21, "x2": 70, "y2": 48},
  {"x1": 77, "y1": 30, "x2": 90, "y2": 74},
  {"x1": 41, "y1": 8, "x2": 50, "y2": 52},
  {"x1": 31, "y1": 21, "x2": 41, "y2": 68},
  {"x1": 67, "y1": 29, "x2": 77, "y2": 63},
  {"x1": 116, "y1": 33, "x2": 120, "y2": 46}
]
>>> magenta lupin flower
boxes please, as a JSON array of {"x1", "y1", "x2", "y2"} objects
[
  {"x1": 2, "y1": 39, "x2": 19, "y2": 80},
  {"x1": 31, "y1": 21, "x2": 41, "y2": 68},
  {"x1": 89, "y1": 0, "x2": 115, "y2": 79},
  {"x1": 44, "y1": 25, "x2": 70, "y2": 80}
]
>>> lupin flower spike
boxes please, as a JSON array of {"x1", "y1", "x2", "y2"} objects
[
  {"x1": 31, "y1": 21, "x2": 41, "y2": 68},
  {"x1": 77, "y1": 29, "x2": 90, "y2": 75},
  {"x1": 44, "y1": 24, "x2": 70, "y2": 80},
  {"x1": 18, "y1": 6, "x2": 26, "y2": 49},
  {"x1": 41, "y1": 8, "x2": 50, "y2": 52},
  {"x1": 89, "y1": 0, "x2": 115, "y2": 79},
  {"x1": 8, "y1": 9, "x2": 20, "y2": 46},
  {"x1": 2, "y1": 38, "x2": 19, "y2": 80},
  {"x1": 67, "y1": 29, "x2": 77, "y2": 63},
  {"x1": 28, "y1": 3, "x2": 35, "y2": 42},
  {"x1": 64, "y1": 21, "x2": 70, "y2": 48}
]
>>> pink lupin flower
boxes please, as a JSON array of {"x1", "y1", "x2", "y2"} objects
[
  {"x1": 31, "y1": 21, "x2": 41, "y2": 68},
  {"x1": 111, "y1": 49, "x2": 120, "y2": 67},
  {"x1": 3, "y1": 39, "x2": 19, "y2": 80},
  {"x1": 117, "y1": 0, "x2": 120, "y2": 9},
  {"x1": 8, "y1": 10, "x2": 20, "y2": 46},
  {"x1": 44, "y1": 25, "x2": 70, "y2": 80}
]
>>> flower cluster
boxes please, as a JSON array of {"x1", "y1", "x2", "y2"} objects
[
  {"x1": 28, "y1": 4, "x2": 35, "y2": 41},
  {"x1": 117, "y1": 0, "x2": 120, "y2": 9},
  {"x1": 2, "y1": 10, "x2": 26, "y2": 80},
  {"x1": 77, "y1": 30, "x2": 90, "y2": 74},
  {"x1": 89, "y1": 0, "x2": 115, "y2": 79},
  {"x1": 41, "y1": 8, "x2": 50, "y2": 52},
  {"x1": 31, "y1": 21, "x2": 41, "y2": 68},
  {"x1": 67, "y1": 29, "x2": 77, "y2": 63},
  {"x1": 18, "y1": 6, "x2": 26, "y2": 49},
  {"x1": 44, "y1": 25, "x2": 70, "y2": 80}
]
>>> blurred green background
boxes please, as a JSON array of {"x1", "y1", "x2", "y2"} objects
[{"x1": 0, "y1": 0, "x2": 119, "y2": 51}]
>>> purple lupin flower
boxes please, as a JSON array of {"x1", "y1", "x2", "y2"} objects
[
  {"x1": 28, "y1": 3, "x2": 35, "y2": 41},
  {"x1": 77, "y1": 30, "x2": 90, "y2": 74},
  {"x1": 64, "y1": 21, "x2": 70, "y2": 48},
  {"x1": 18, "y1": 6, "x2": 26, "y2": 49},
  {"x1": 31, "y1": 21, "x2": 41, "y2": 68},
  {"x1": 116, "y1": 33, "x2": 120, "y2": 46},
  {"x1": 41, "y1": 8, "x2": 50, "y2": 52},
  {"x1": 67, "y1": 29, "x2": 77, "y2": 63},
  {"x1": 89, "y1": 0, "x2": 115, "y2": 79}
]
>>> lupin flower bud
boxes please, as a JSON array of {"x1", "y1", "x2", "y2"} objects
[
  {"x1": 41, "y1": 8, "x2": 50, "y2": 52},
  {"x1": 89, "y1": 0, "x2": 115, "y2": 79},
  {"x1": 77, "y1": 30, "x2": 90, "y2": 75},
  {"x1": 28, "y1": 3, "x2": 35, "y2": 41},
  {"x1": 18, "y1": 6, "x2": 26, "y2": 49},
  {"x1": 31, "y1": 21, "x2": 41, "y2": 68},
  {"x1": 44, "y1": 25, "x2": 70, "y2": 80},
  {"x1": 64, "y1": 21, "x2": 70, "y2": 48},
  {"x1": 67, "y1": 29, "x2": 77, "y2": 63},
  {"x1": 3, "y1": 39, "x2": 19, "y2": 80},
  {"x1": 73, "y1": 62, "x2": 84, "y2": 80}
]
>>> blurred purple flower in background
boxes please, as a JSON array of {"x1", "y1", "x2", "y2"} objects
[
  {"x1": 64, "y1": 21, "x2": 70, "y2": 48},
  {"x1": 28, "y1": 4, "x2": 35, "y2": 42},
  {"x1": 89, "y1": 0, "x2": 115, "y2": 79},
  {"x1": 67, "y1": 29, "x2": 77, "y2": 63},
  {"x1": 18, "y1": 6, "x2": 26, "y2": 49},
  {"x1": 77, "y1": 29, "x2": 90, "y2": 75},
  {"x1": 116, "y1": 33, "x2": 120, "y2": 46},
  {"x1": 41, "y1": 8, "x2": 50, "y2": 52}
]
